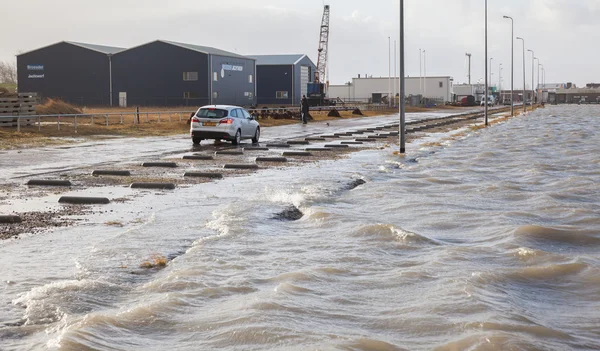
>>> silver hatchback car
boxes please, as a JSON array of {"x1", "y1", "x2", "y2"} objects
[{"x1": 190, "y1": 105, "x2": 260, "y2": 145}]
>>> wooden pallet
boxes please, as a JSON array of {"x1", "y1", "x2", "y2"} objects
[{"x1": 0, "y1": 92, "x2": 39, "y2": 126}]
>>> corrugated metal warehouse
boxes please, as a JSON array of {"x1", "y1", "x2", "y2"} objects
[
  {"x1": 328, "y1": 76, "x2": 454, "y2": 103},
  {"x1": 112, "y1": 40, "x2": 256, "y2": 107},
  {"x1": 17, "y1": 41, "x2": 124, "y2": 106},
  {"x1": 248, "y1": 54, "x2": 316, "y2": 105}
]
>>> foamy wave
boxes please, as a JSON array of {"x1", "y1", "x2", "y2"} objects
[
  {"x1": 353, "y1": 224, "x2": 440, "y2": 246},
  {"x1": 204, "y1": 205, "x2": 247, "y2": 238},
  {"x1": 13, "y1": 279, "x2": 122, "y2": 326}
]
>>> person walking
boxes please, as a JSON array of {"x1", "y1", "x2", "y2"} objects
[{"x1": 300, "y1": 95, "x2": 309, "y2": 124}]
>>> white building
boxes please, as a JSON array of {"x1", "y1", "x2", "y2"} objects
[{"x1": 328, "y1": 76, "x2": 454, "y2": 103}]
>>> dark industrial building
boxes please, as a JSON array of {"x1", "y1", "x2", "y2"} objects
[
  {"x1": 249, "y1": 54, "x2": 316, "y2": 105},
  {"x1": 17, "y1": 41, "x2": 124, "y2": 106},
  {"x1": 112, "y1": 40, "x2": 256, "y2": 107}
]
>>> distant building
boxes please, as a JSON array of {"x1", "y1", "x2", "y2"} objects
[
  {"x1": 247, "y1": 54, "x2": 316, "y2": 106},
  {"x1": 17, "y1": 40, "x2": 257, "y2": 107},
  {"x1": 555, "y1": 88, "x2": 600, "y2": 104},
  {"x1": 112, "y1": 40, "x2": 256, "y2": 107},
  {"x1": 17, "y1": 41, "x2": 124, "y2": 106},
  {"x1": 328, "y1": 76, "x2": 454, "y2": 103}
]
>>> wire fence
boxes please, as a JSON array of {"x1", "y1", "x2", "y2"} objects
[{"x1": 0, "y1": 104, "x2": 393, "y2": 132}]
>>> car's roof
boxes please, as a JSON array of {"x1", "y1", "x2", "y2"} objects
[{"x1": 198, "y1": 105, "x2": 243, "y2": 111}]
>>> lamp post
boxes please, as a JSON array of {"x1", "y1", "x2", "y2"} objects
[
  {"x1": 399, "y1": 0, "x2": 405, "y2": 153},
  {"x1": 490, "y1": 57, "x2": 493, "y2": 91},
  {"x1": 538, "y1": 63, "x2": 543, "y2": 103},
  {"x1": 484, "y1": 0, "x2": 488, "y2": 125},
  {"x1": 499, "y1": 63, "x2": 503, "y2": 100},
  {"x1": 423, "y1": 50, "x2": 427, "y2": 104},
  {"x1": 528, "y1": 49, "x2": 535, "y2": 105},
  {"x1": 533, "y1": 57, "x2": 539, "y2": 103},
  {"x1": 541, "y1": 66, "x2": 546, "y2": 103},
  {"x1": 516, "y1": 36, "x2": 526, "y2": 113},
  {"x1": 394, "y1": 40, "x2": 397, "y2": 107},
  {"x1": 388, "y1": 36, "x2": 391, "y2": 108},
  {"x1": 503, "y1": 15, "x2": 514, "y2": 116}
]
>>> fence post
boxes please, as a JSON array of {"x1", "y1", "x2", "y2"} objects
[
  {"x1": 120, "y1": 113, "x2": 123, "y2": 124},
  {"x1": 58, "y1": 116, "x2": 61, "y2": 131},
  {"x1": 38, "y1": 116, "x2": 41, "y2": 131},
  {"x1": 74, "y1": 116, "x2": 77, "y2": 133},
  {"x1": 179, "y1": 112, "x2": 182, "y2": 121},
  {"x1": 17, "y1": 117, "x2": 20, "y2": 132},
  {"x1": 105, "y1": 114, "x2": 109, "y2": 126},
  {"x1": 146, "y1": 113, "x2": 149, "y2": 123},
  {"x1": 158, "y1": 113, "x2": 161, "y2": 122}
]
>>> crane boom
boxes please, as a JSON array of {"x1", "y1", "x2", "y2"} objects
[{"x1": 315, "y1": 5, "x2": 330, "y2": 85}]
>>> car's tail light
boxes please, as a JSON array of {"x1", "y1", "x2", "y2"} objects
[
  {"x1": 219, "y1": 118, "x2": 234, "y2": 125},
  {"x1": 191, "y1": 117, "x2": 201, "y2": 123}
]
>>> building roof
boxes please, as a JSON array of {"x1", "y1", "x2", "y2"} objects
[
  {"x1": 161, "y1": 40, "x2": 250, "y2": 59},
  {"x1": 18, "y1": 41, "x2": 125, "y2": 56},
  {"x1": 66, "y1": 41, "x2": 125, "y2": 54},
  {"x1": 247, "y1": 54, "x2": 310, "y2": 66}
]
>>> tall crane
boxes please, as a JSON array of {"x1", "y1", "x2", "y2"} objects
[
  {"x1": 308, "y1": 5, "x2": 330, "y2": 106},
  {"x1": 315, "y1": 5, "x2": 330, "y2": 85}
]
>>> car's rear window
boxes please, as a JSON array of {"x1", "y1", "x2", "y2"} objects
[{"x1": 197, "y1": 108, "x2": 228, "y2": 118}]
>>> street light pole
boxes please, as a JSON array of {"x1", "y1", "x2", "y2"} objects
[
  {"x1": 388, "y1": 36, "x2": 391, "y2": 108},
  {"x1": 423, "y1": 50, "x2": 427, "y2": 104},
  {"x1": 399, "y1": 0, "x2": 405, "y2": 153},
  {"x1": 420, "y1": 49, "x2": 423, "y2": 96},
  {"x1": 516, "y1": 37, "x2": 526, "y2": 113},
  {"x1": 394, "y1": 40, "x2": 397, "y2": 107},
  {"x1": 485, "y1": 0, "x2": 488, "y2": 125},
  {"x1": 499, "y1": 63, "x2": 503, "y2": 98},
  {"x1": 466, "y1": 53, "x2": 472, "y2": 85},
  {"x1": 542, "y1": 66, "x2": 546, "y2": 103},
  {"x1": 528, "y1": 49, "x2": 535, "y2": 105},
  {"x1": 533, "y1": 57, "x2": 539, "y2": 103},
  {"x1": 538, "y1": 63, "x2": 543, "y2": 103},
  {"x1": 490, "y1": 57, "x2": 493, "y2": 91},
  {"x1": 503, "y1": 15, "x2": 514, "y2": 117}
]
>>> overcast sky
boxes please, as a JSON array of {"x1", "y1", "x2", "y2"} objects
[{"x1": 1, "y1": 0, "x2": 598, "y2": 88}]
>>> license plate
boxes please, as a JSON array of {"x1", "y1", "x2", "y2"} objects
[{"x1": 203, "y1": 122, "x2": 217, "y2": 126}]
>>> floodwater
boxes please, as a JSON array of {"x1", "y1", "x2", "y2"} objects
[{"x1": 1, "y1": 105, "x2": 599, "y2": 350}]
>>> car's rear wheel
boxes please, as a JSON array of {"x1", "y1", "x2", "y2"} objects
[
  {"x1": 252, "y1": 127, "x2": 260, "y2": 144},
  {"x1": 192, "y1": 137, "x2": 202, "y2": 145},
  {"x1": 232, "y1": 130, "x2": 241, "y2": 145}
]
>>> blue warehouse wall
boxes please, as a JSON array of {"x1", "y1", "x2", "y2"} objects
[
  {"x1": 210, "y1": 55, "x2": 256, "y2": 107},
  {"x1": 255, "y1": 65, "x2": 293, "y2": 106}
]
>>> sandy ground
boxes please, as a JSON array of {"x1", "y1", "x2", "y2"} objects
[{"x1": 0, "y1": 105, "x2": 542, "y2": 240}]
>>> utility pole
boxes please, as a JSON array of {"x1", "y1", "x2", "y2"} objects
[
  {"x1": 388, "y1": 36, "x2": 391, "y2": 108},
  {"x1": 528, "y1": 49, "x2": 535, "y2": 104},
  {"x1": 419, "y1": 49, "x2": 423, "y2": 96},
  {"x1": 466, "y1": 53, "x2": 472, "y2": 84},
  {"x1": 503, "y1": 16, "x2": 514, "y2": 117},
  {"x1": 516, "y1": 37, "x2": 526, "y2": 113},
  {"x1": 394, "y1": 40, "x2": 397, "y2": 107},
  {"x1": 424, "y1": 50, "x2": 427, "y2": 104},
  {"x1": 399, "y1": 0, "x2": 405, "y2": 153},
  {"x1": 484, "y1": 0, "x2": 488, "y2": 125}
]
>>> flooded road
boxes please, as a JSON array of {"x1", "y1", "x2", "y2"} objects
[{"x1": 1, "y1": 105, "x2": 599, "y2": 350}]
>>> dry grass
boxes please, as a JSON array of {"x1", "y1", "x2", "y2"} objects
[{"x1": 140, "y1": 254, "x2": 168, "y2": 269}]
